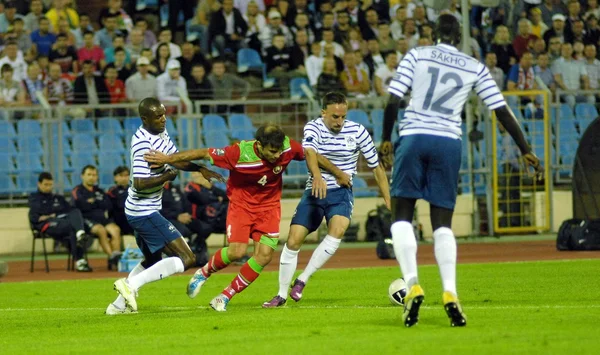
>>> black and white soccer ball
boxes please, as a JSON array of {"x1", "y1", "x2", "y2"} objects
[{"x1": 388, "y1": 278, "x2": 408, "y2": 306}]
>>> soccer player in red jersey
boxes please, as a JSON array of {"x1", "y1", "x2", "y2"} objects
[{"x1": 144, "y1": 124, "x2": 315, "y2": 311}]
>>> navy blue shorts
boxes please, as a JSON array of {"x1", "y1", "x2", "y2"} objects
[
  {"x1": 127, "y1": 212, "x2": 181, "y2": 254},
  {"x1": 290, "y1": 187, "x2": 354, "y2": 233},
  {"x1": 391, "y1": 134, "x2": 462, "y2": 210}
]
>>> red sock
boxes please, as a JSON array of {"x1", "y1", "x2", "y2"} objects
[
  {"x1": 202, "y1": 247, "x2": 231, "y2": 276},
  {"x1": 222, "y1": 257, "x2": 263, "y2": 299}
]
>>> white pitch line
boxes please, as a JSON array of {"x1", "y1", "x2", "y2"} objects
[{"x1": 1, "y1": 304, "x2": 600, "y2": 312}]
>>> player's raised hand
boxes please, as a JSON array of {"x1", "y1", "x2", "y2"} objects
[
  {"x1": 378, "y1": 141, "x2": 394, "y2": 169},
  {"x1": 523, "y1": 152, "x2": 544, "y2": 182},
  {"x1": 198, "y1": 166, "x2": 226, "y2": 183},
  {"x1": 144, "y1": 150, "x2": 170, "y2": 166},
  {"x1": 312, "y1": 176, "x2": 327, "y2": 199}
]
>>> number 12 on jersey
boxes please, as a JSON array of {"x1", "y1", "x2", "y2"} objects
[{"x1": 422, "y1": 67, "x2": 464, "y2": 115}]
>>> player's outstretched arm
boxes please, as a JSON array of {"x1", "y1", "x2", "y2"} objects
[
  {"x1": 379, "y1": 94, "x2": 402, "y2": 169},
  {"x1": 494, "y1": 106, "x2": 544, "y2": 180},
  {"x1": 144, "y1": 149, "x2": 211, "y2": 165},
  {"x1": 314, "y1": 151, "x2": 351, "y2": 187},
  {"x1": 372, "y1": 163, "x2": 391, "y2": 210},
  {"x1": 133, "y1": 169, "x2": 178, "y2": 191},
  {"x1": 304, "y1": 148, "x2": 327, "y2": 199}
]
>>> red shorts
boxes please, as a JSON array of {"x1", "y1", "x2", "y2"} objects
[{"x1": 225, "y1": 204, "x2": 280, "y2": 244}]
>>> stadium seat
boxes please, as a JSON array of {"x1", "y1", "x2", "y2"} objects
[
  {"x1": 575, "y1": 103, "x2": 599, "y2": 121},
  {"x1": 290, "y1": 77, "x2": 310, "y2": 99},
  {"x1": 204, "y1": 133, "x2": 230, "y2": 148},
  {"x1": 236, "y1": 49, "x2": 275, "y2": 88},
  {"x1": 16, "y1": 172, "x2": 38, "y2": 194},
  {"x1": 70, "y1": 118, "x2": 97, "y2": 136},
  {"x1": 51, "y1": 121, "x2": 72, "y2": 139},
  {"x1": 230, "y1": 129, "x2": 254, "y2": 141},
  {"x1": 72, "y1": 134, "x2": 98, "y2": 152},
  {"x1": 166, "y1": 117, "x2": 178, "y2": 137},
  {"x1": 99, "y1": 152, "x2": 125, "y2": 170},
  {"x1": 16, "y1": 153, "x2": 44, "y2": 172},
  {"x1": 124, "y1": 117, "x2": 142, "y2": 133},
  {"x1": 557, "y1": 119, "x2": 579, "y2": 138},
  {"x1": 0, "y1": 153, "x2": 15, "y2": 172},
  {"x1": 71, "y1": 152, "x2": 97, "y2": 175},
  {"x1": 508, "y1": 105, "x2": 524, "y2": 120},
  {"x1": 0, "y1": 174, "x2": 14, "y2": 194},
  {"x1": 559, "y1": 104, "x2": 575, "y2": 120},
  {"x1": 98, "y1": 117, "x2": 124, "y2": 137},
  {"x1": 17, "y1": 119, "x2": 42, "y2": 137},
  {"x1": 371, "y1": 109, "x2": 384, "y2": 127},
  {"x1": 99, "y1": 135, "x2": 126, "y2": 153},
  {"x1": 353, "y1": 177, "x2": 378, "y2": 197},
  {"x1": 0, "y1": 136, "x2": 17, "y2": 155},
  {"x1": 347, "y1": 109, "x2": 372, "y2": 128},
  {"x1": 177, "y1": 117, "x2": 201, "y2": 149},
  {"x1": 229, "y1": 114, "x2": 254, "y2": 130},
  {"x1": 284, "y1": 160, "x2": 308, "y2": 187},
  {"x1": 202, "y1": 114, "x2": 228, "y2": 133},
  {"x1": 52, "y1": 136, "x2": 72, "y2": 156},
  {"x1": 17, "y1": 136, "x2": 44, "y2": 153},
  {"x1": 578, "y1": 118, "x2": 594, "y2": 135},
  {"x1": 0, "y1": 121, "x2": 16, "y2": 137}
]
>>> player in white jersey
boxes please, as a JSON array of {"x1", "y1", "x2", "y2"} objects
[
  {"x1": 107, "y1": 97, "x2": 223, "y2": 315},
  {"x1": 263, "y1": 92, "x2": 391, "y2": 308},
  {"x1": 378, "y1": 15, "x2": 543, "y2": 327}
]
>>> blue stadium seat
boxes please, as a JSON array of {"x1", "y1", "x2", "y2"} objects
[
  {"x1": 99, "y1": 152, "x2": 125, "y2": 170},
  {"x1": 0, "y1": 136, "x2": 17, "y2": 155},
  {"x1": 16, "y1": 172, "x2": 38, "y2": 194},
  {"x1": 51, "y1": 121, "x2": 72, "y2": 139},
  {"x1": 17, "y1": 119, "x2": 42, "y2": 137},
  {"x1": 99, "y1": 135, "x2": 126, "y2": 153},
  {"x1": 52, "y1": 136, "x2": 72, "y2": 157},
  {"x1": 508, "y1": 105, "x2": 524, "y2": 120},
  {"x1": 575, "y1": 103, "x2": 599, "y2": 121},
  {"x1": 16, "y1": 153, "x2": 44, "y2": 172},
  {"x1": 347, "y1": 109, "x2": 372, "y2": 128},
  {"x1": 203, "y1": 114, "x2": 228, "y2": 134},
  {"x1": 557, "y1": 119, "x2": 579, "y2": 138},
  {"x1": 17, "y1": 136, "x2": 44, "y2": 153},
  {"x1": 371, "y1": 109, "x2": 384, "y2": 127},
  {"x1": 284, "y1": 160, "x2": 308, "y2": 187},
  {"x1": 229, "y1": 114, "x2": 254, "y2": 130},
  {"x1": 578, "y1": 118, "x2": 594, "y2": 135},
  {"x1": 177, "y1": 117, "x2": 201, "y2": 149},
  {"x1": 237, "y1": 48, "x2": 265, "y2": 72},
  {"x1": 0, "y1": 153, "x2": 15, "y2": 172},
  {"x1": 72, "y1": 134, "x2": 98, "y2": 152},
  {"x1": 124, "y1": 117, "x2": 142, "y2": 132},
  {"x1": 353, "y1": 177, "x2": 378, "y2": 197},
  {"x1": 204, "y1": 133, "x2": 230, "y2": 148},
  {"x1": 523, "y1": 120, "x2": 545, "y2": 136},
  {"x1": 0, "y1": 121, "x2": 16, "y2": 137},
  {"x1": 99, "y1": 170, "x2": 115, "y2": 188},
  {"x1": 0, "y1": 174, "x2": 14, "y2": 194},
  {"x1": 70, "y1": 118, "x2": 97, "y2": 135},
  {"x1": 166, "y1": 118, "x2": 178, "y2": 137},
  {"x1": 98, "y1": 117, "x2": 124, "y2": 137},
  {"x1": 230, "y1": 129, "x2": 254, "y2": 141},
  {"x1": 290, "y1": 77, "x2": 310, "y2": 99},
  {"x1": 71, "y1": 152, "x2": 97, "y2": 174},
  {"x1": 559, "y1": 104, "x2": 575, "y2": 120}
]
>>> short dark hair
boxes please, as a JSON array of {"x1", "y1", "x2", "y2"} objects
[
  {"x1": 56, "y1": 33, "x2": 67, "y2": 40},
  {"x1": 1, "y1": 64, "x2": 13, "y2": 74},
  {"x1": 83, "y1": 30, "x2": 94, "y2": 37},
  {"x1": 82, "y1": 59, "x2": 94, "y2": 66},
  {"x1": 114, "y1": 46, "x2": 126, "y2": 54},
  {"x1": 81, "y1": 165, "x2": 97, "y2": 175},
  {"x1": 38, "y1": 172, "x2": 53, "y2": 182},
  {"x1": 113, "y1": 166, "x2": 130, "y2": 176},
  {"x1": 321, "y1": 91, "x2": 347, "y2": 109},
  {"x1": 139, "y1": 97, "x2": 162, "y2": 119},
  {"x1": 39, "y1": 16, "x2": 49, "y2": 23},
  {"x1": 13, "y1": 18, "x2": 24, "y2": 24},
  {"x1": 255, "y1": 124, "x2": 286, "y2": 150},
  {"x1": 436, "y1": 14, "x2": 461, "y2": 46}
]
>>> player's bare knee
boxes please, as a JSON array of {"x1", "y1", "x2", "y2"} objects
[
  {"x1": 254, "y1": 249, "x2": 273, "y2": 266},
  {"x1": 227, "y1": 244, "x2": 247, "y2": 261},
  {"x1": 286, "y1": 234, "x2": 303, "y2": 250}
]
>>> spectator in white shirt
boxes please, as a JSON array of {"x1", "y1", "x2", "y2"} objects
[
  {"x1": 374, "y1": 52, "x2": 398, "y2": 97},
  {"x1": 0, "y1": 42, "x2": 28, "y2": 82},
  {"x1": 305, "y1": 42, "x2": 324, "y2": 87},
  {"x1": 151, "y1": 28, "x2": 182, "y2": 59},
  {"x1": 486, "y1": 52, "x2": 505, "y2": 90},
  {"x1": 584, "y1": 44, "x2": 600, "y2": 91},
  {"x1": 156, "y1": 59, "x2": 187, "y2": 104}
]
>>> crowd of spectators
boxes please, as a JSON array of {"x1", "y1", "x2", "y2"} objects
[{"x1": 1, "y1": 0, "x2": 599, "y2": 109}]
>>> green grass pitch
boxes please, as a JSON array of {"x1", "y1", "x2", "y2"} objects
[{"x1": 1, "y1": 259, "x2": 599, "y2": 354}]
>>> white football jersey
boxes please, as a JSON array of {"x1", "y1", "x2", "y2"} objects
[{"x1": 388, "y1": 43, "x2": 506, "y2": 140}]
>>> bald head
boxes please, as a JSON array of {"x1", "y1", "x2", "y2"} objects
[{"x1": 139, "y1": 97, "x2": 167, "y2": 134}]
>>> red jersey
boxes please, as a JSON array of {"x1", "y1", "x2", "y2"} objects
[{"x1": 208, "y1": 137, "x2": 304, "y2": 212}]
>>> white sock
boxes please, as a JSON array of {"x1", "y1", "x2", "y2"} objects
[
  {"x1": 433, "y1": 227, "x2": 458, "y2": 296},
  {"x1": 127, "y1": 257, "x2": 185, "y2": 291},
  {"x1": 278, "y1": 244, "x2": 300, "y2": 298},
  {"x1": 391, "y1": 221, "x2": 418, "y2": 288},
  {"x1": 76, "y1": 230, "x2": 85, "y2": 239},
  {"x1": 113, "y1": 262, "x2": 145, "y2": 309},
  {"x1": 297, "y1": 235, "x2": 341, "y2": 283}
]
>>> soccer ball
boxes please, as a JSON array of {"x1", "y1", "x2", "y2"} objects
[{"x1": 388, "y1": 278, "x2": 408, "y2": 306}]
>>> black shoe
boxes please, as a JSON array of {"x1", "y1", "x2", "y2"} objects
[
  {"x1": 108, "y1": 252, "x2": 122, "y2": 271},
  {"x1": 76, "y1": 233, "x2": 94, "y2": 249},
  {"x1": 76, "y1": 259, "x2": 93, "y2": 272}
]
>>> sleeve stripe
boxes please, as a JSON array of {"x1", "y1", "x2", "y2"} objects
[
  {"x1": 408, "y1": 52, "x2": 417, "y2": 64},
  {"x1": 481, "y1": 92, "x2": 502, "y2": 102}
]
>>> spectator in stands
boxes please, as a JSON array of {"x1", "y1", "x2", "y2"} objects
[
  {"x1": 565, "y1": 0, "x2": 581, "y2": 34},
  {"x1": 395, "y1": 36, "x2": 408, "y2": 60},
  {"x1": 585, "y1": 15, "x2": 600, "y2": 47},
  {"x1": 571, "y1": 19, "x2": 588, "y2": 44},
  {"x1": 402, "y1": 18, "x2": 419, "y2": 49},
  {"x1": 177, "y1": 42, "x2": 210, "y2": 82},
  {"x1": 208, "y1": 59, "x2": 250, "y2": 113},
  {"x1": 168, "y1": 0, "x2": 194, "y2": 37},
  {"x1": 363, "y1": 39, "x2": 385, "y2": 80},
  {"x1": 45, "y1": 0, "x2": 79, "y2": 30},
  {"x1": 0, "y1": 1, "x2": 22, "y2": 34},
  {"x1": 374, "y1": 51, "x2": 397, "y2": 97},
  {"x1": 543, "y1": 14, "x2": 572, "y2": 46},
  {"x1": 289, "y1": 29, "x2": 309, "y2": 76},
  {"x1": 287, "y1": 0, "x2": 314, "y2": 27},
  {"x1": 320, "y1": 28, "x2": 345, "y2": 57},
  {"x1": 96, "y1": 14, "x2": 123, "y2": 51},
  {"x1": 377, "y1": 22, "x2": 395, "y2": 54},
  {"x1": 333, "y1": 11, "x2": 350, "y2": 45},
  {"x1": 316, "y1": 57, "x2": 345, "y2": 99},
  {"x1": 584, "y1": 0, "x2": 600, "y2": 20},
  {"x1": 125, "y1": 28, "x2": 144, "y2": 63},
  {"x1": 0, "y1": 41, "x2": 27, "y2": 82},
  {"x1": 531, "y1": 37, "x2": 547, "y2": 60},
  {"x1": 56, "y1": 18, "x2": 77, "y2": 48},
  {"x1": 265, "y1": 33, "x2": 293, "y2": 94},
  {"x1": 98, "y1": 0, "x2": 133, "y2": 35},
  {"x1": 322, "y1": 42, "x2": 344, "y2": 73},
  {"x1": 107, "y1": 166, "x2": 132, "y2": 236},
  {"x1": 104, "y1": 34, "x2": 131, "y2": 65},
  {"x1": 152, "y1": 28, "x2": 182, "y2": 58},
  {"x1": 157, "y1": 59, "x2": 187, "y2": 104},
  {"x1": 292, "y1": 12, "x2": 314, "y2": 44},
  {"x1": 243, "y1": 0, "x2": 267, "y2": 53},
  {"x1": 411, "y1": 2, "x2": 428, "y2": 27},
  {"x1": 529, "y1": 7, "x2": 549, "y2": 39},
  {"x1": 73, "y1": 60, "x2": 110, "y2": 104},
  {"x1": 112, "y1": 47, "x2": 132, "y2": 82},
  {"x1": 23, "y1": 0, "x2": 49, "y2": 34},
  {"x1": 140, "y1": 47, "x2": 159, "y2": 75},
  {"x1": 486, "y1": 52, "x2": 505, "y2": 90},
  {"x1": 316, "y1": 11, "x2": 335, "y2": 40},
  {"x1": 72, "y1": 165, "x2": 122, "y2": 270},
  {"x1": 491, "y1": 25, "x2": 517, "y2": 74},
  {"x1": 507, "y1": 51, "x2": 539, "y2": 107},
  {"x1": 513, "y1": 18, "x2": 538, "y2": 59},
  {"x1": 340, "y1": 51, "x2": 369, "y2": 98},
  {"x1": 547, "y1": 36, "x2": 563, "y2": 63},
  {"x1": 44, "y1": 62, "x2": 73, "y2": 105},
  {"x1": 29, "y1": 172, "x2": 92, "y2": 272},
  {"x1": 343, "y1": 26, "x2": 363, "y2": 53},
  {"x1": 583, "y1": 44, "x2": 600, "y2": 93},
  {"x1": 134, "y1": 17, "x2": 157, "y2": 49},
  {"x1": 359, "y1": 7, "x2": 379, "y2": 41},
  {"x1": 125, "y1": 56, "x2": 156, "y2": 102},
  {"x1": 347, "y1": 0, "x2": 360, "y2": 24},
  {"x1": 78, "y1": 30, "x2": 106, "y2": 71},
  {"x1": 259, "y1": 10, "x2": 293, "y2": 54},
  {"x1": 30, "y1": 16, "x2": 57, "y2": 57},
  {"x1": 152, "y1": 42, "x2": 172, "y2": 75},
  {"x1": 0, "y1": 63, "x2": 25, "y2": 107},
  {"x1": 305, "y1": 41, "x2": 324, "y2": 87},
  {"x1": 390, "y1": 6, "x2": 406, "y2": 40},
  {"x1": 189, "y1": 0, "x2": 220, "y2": 54},
  {"x1": 573, "y1": 41, "x2": 585, "y2": 62},
  {"x1": 49, "y1": 33, "x2": 79, "y2": 74},
  {"x1": 552, "y1": 42, "x2": 594, "y2": 107},
  {"x1": 71, "y1": 13, "x2": 92, "y2": 49},
  {"x1": 103, "y1": 64, "x2": 126, "y2": 104},
  {"x1": 313, "y1": 1, "x2": 332, "y2": 31},
  {"x1": 208, "y1": 0, "x2": 248, "y2": 58},
  {"x1": 187, "y1": 63, "x2": 213, "y2": 113},
  {"x1": 540, "y1": 0, "x2": 566, "y2": 26},
  {"x1": 22, "y1": 61, "x2": 45, "y2": 105},
  {"x1": 534, "y1": 52, "x2": 556, "y2": 94},
  {"x1": 7, "y1": 19, "x2": 34, "y2": 54}
]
